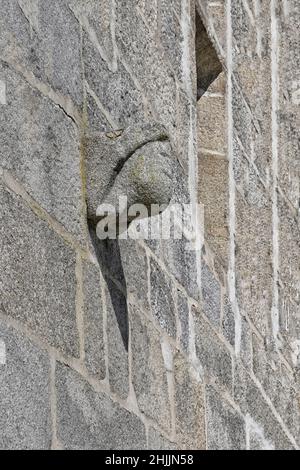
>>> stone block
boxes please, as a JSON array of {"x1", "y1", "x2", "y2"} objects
[
  {"x1": 70, "y1": 0, "x2": 116, "y2": 66},
  {"x1": 56, "y1": 362, "x2": 146, "y2": 449},
  {"x1": 176, "y1": 290, "x2": 190, "y2": 353},
  {"x1": 148, "y1": 428, "x2": 176, "y2": 450},
  {"x1": 119, "y1": 239, "x2": 149, "y2": 314},
  {"x1": 240, "y1": 316, "x2": 252, "y2": 368},
  {"x1": 83, "y1": 31, "x2": 144, "y2": 128},
  {"x1": 198, "y1": 154, "x2": 229, "y2": 266},
  {"x1": 0, "y1": 182, "x2": 79, "y2": 356},
  {"x1": 105, "y1": 281, "x2": 129, "y2": 399},
  {"x1": 201, "y1": 261, "x2": 221, "y2": 328},
  {"x1": 0, "y1": 0, "x2": 82, "y2": 106},
  {"x1": 234, "y1": 361, "x2": 294, "y2": 449},
  {"x1": 197, "y1": 95, "x2": 226, "y2": 153},
  {"x1": 150, "y1": 258, "x2": 176, "y2": 338},
  {"x1": 86, "y1": 90, "x2": 112, "y2": 133},
  {"x1": 235, "y1": 181, "x2": 272, "y2": 336},
  {"x1": 206, "y1": 385, "x2": 246, "y2": 450},
  {"x1": 0, "y1": 67, "x2": 83, "y2": 240},
  {"x1": 193, "y1": 306, "x2": 232, "y2": 391},
  {"x1": 130, "y1": 306, "x2": 171, "y2": 431},
  {"x1": 115, "y1": 2, "x2": 176, "y2": 130},
  {"x1": 0, "y1": 320, "x2": 51, "y2": 449},
  {"x1": 160, "y1": 0, "x2": 183, "y2": 80},
  {"x1": 162, "y1": 237, "x2": 199, "y2": 301},
  {"x1": 222, "y1": 295, "x2": 235, "y2": 348},
  {"x1": 82, "y1": 261, "x2": 106, "y2": 380},
  {"x1": 278, "y1": 195, "x2": 300, "y2": 306},
  {"x1": 174, "y1": 353, "x2": 206, "y2": 449}
]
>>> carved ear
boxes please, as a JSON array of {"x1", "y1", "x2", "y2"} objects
[{"x1": 84, "y1": 122, "x2": 181, "y2": 234}]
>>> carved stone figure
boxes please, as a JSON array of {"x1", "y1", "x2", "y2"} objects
[{"x1": 84, "y1": 122, "x2": 182, "y2": 235}]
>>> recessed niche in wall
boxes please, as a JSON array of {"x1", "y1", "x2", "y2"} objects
[{"x1": 196, "y1": 10, "x2": 229, "y2": 268}]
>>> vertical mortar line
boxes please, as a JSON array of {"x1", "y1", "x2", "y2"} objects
[
  {"x1": 271, "y1": 0, "x2": 280, "y2": 340},
  {"x1": 182, "y1": 0, "x2": 202, "y2": 297},
  {"x1": 50, "y1": 353, "x2": 58, "y2": 450},
  {"x1": 75, "y1": 252, "x2": 85, "y2": 361},
  {"x1": 226, "y1": 0, "x2": 241, "y2": 355}
]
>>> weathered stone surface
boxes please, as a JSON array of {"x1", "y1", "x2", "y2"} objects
[
  {"x1": 130, "y1": 306, "x2": 171, "y2": 431},
  {"x1": 119, "y1": 240, "x2": 149, "y2": 313},
  {"x1": 0, "y1": 320, "x2": 51, "y2": 449},
  {"x1": 240, "y1": 316, "x2": 252, "y2": 368},
  {"x1": 86, "y1": 90, "x2": 112, "y2": 133},
  {"x1": 174, "y1": 353, "x2": 206, "y2": 449},
  {"x1": 197, "y1": 94, "x2": 226, "y2": 153},
  {"x1": 115, "y1": 2, "x2": 176, "y2": 130},
  {"x1": 235, "y1": 178, "x2": 272, "y2": 336},
  {"x1": 150, "y1": 258, "x2": 176, "y2": 338},
  {"x1": 234, "y1": 362, "x2": 294, "y2": 450},
  {"x1": 137, "y1": 0, "x2": 158, "y2": 34},
  {"x1": 0, "y1": 182, "x2": 79, "y2": 356},
  {"x1": 222, "y1": 295, "x2": 235, "y2": 348},
  {"x1": 198, "y1": 153, "x2": 229, "y2": 266},
  {"x1": 70, "y1": 0, "x2": 116, "y2": 66},
  {"x1": 82, "y1": 261, "x2": 105, "y2": 380},
  {"x1": 176, "y1": 290, "x2": 189, "y2": 353},
  {"x1": 201, "y1": 261, "x2": 221, "y2": 328},
  {"x1": 83, "y1": 31, "x2": 144, "y2": 128},
  {"x1": 162, "y1": 237, "x2": 199, "y2": 301},
  {"x1": 105, "y1": 281, "x2": 129, "y2": 399},
  {"x1": 278, "y1": 1, "x2": 300, "y2": 211},
  {"x1": 160, "y1": 0, "x2": 183, "y2": 80},
  {"x1": 56, "y1": 362, "x2": 146, "y2": 450},
  {"x1": 278, "y1": 195, "x2": 300, "y2": 305},
  {"x1": 206, "y1": 385, "x2": 246, "y2": 450},
  {"x1": 0, "y1": 67, "x2": 83, "y2": 240},
  {"x1": 0, "y1": 0, "x2": 82, "y2": 106},
  {"x1": 193, "y1": 306, "x2": 232, "y2": 391},
  {"x1": 148, "y1": 428, "x2": 176, "y2": 450}
]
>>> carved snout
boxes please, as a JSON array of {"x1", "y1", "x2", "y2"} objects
[{"x1": 84, "y1": 122, "x2": 181, "y2": 235}]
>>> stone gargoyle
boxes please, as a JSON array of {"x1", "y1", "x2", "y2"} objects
[{"x1": 84, "y1": 122, "x2": 182, "y2": 236}]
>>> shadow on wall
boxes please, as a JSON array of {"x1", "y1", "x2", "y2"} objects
[
  {"x1": 196, "y1": 10, "x2": 223, "y2": 99},
  {"x1": 88, "y1": 225, "x2": 129, "y2": 352}
]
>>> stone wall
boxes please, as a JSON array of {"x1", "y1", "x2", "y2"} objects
[{"x1": 0, "y1": 0, "x2": 299, "y2": 450}]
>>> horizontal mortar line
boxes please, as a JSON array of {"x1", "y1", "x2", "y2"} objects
[
  {"x1": 1, "y1": 169, "x2": 90, "y2": 258},
  {"x1": 198, "y1": 147, "x2": 227, "y2": 157},
  {"x1": 0, "y1": 56, "x2": 81, "y2": 126},
  {"x1": 249, "y1": 368, "x2": 299, "y2": 448},
  {"x1": 202, "y1": 91, "x2": 225, "y2": 98},
  {"x1": 84, "y1": 80, "x2": 119, "y2": 129}
]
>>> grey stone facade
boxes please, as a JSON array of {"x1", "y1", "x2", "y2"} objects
[{"x1": 0, "y1": 0, "x2": 299, "y2": 450}]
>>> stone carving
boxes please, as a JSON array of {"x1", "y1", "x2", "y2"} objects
[{"x1": 84, "y1": 122, "x2": 181, "y2": 234}]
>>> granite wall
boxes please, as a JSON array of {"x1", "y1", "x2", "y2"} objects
[{"x1": 0, "y1": 0, "x2": 299, "y2": 450}]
